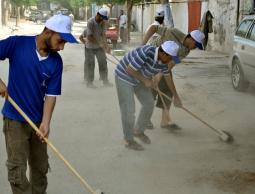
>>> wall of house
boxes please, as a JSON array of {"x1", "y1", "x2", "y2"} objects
[
  {"x1": 134, "y1": 0, "x2": 254, "y2": 53},
  {"x1": 171, "y1": 1, "x2": 188, "y2": 33}
]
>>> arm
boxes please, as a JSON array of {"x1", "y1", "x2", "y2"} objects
[
  {"x1": 126, "y1": 65, "x2": 153, "y2": 88},
  {"x1": 164, "y1": 74, "x2": 182, "y2": 107},
  {"x1": 142, "y1": 25, "x2": 157, "y2": 45},
  {"x1": 101, "y1": 33, "x2": 111, "y2": 53},
  {"x1": 0, "y1": 78, "x2": 7, "y2": 98},
  {"x1": 38, "y1": 96, "x2": 56, "y2": 140},
  {"x1": 79, "y1": 34, "x2": 86, "y2": 44}
]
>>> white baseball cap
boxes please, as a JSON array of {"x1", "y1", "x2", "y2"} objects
[
  {"x1": 155, "y1": 9, "x2": 164, "y2": 17},
  {"x1": 190, "y1": 30, "x2": 205, "y2": 50},
  {"x1": 98, "y1": 8, "x2": 109, "y2": 20},
  {"x1": 45, "y1": 14, "x2": 78, "y2": 43},
  {"x1": 161, "y1": 41, "x2": 180, "y2": 64}
]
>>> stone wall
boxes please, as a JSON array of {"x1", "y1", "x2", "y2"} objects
[{"x1": 207, "y1": 0, "x2": 254, "y2": 53}]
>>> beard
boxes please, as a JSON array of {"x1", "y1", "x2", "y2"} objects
[{"x1": 44, "y1": 36, "x2": 57, "y2": 53}]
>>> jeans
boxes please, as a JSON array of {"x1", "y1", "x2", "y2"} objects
[
  {"x1": 3, "y1": 118, "x2": 48, "y2": 194},
  {"x1": 115, "y1": 76, "x2": 154, "y2": 141},
  {"x1": 85, "y1": 47, "x2": 108, "y2": 84}
]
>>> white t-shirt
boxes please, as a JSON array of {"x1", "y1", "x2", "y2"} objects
[{"x1": 119, "y1": 15, "x2": 127, "y2": 28}]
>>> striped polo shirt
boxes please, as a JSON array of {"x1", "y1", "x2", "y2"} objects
[{"x1": 115, "y1": 45, "x2": 170, "y2": 86}]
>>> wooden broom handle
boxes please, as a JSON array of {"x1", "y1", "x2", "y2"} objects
[{"x1": 7, "y1": 95, "x2": 97, "y2": 194}]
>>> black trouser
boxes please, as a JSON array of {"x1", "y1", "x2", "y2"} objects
[
  {"x1": 153, "y1": 77, "x2": 173, "y2": 109},
  {"x1": 85, "y1": 47, "x2": 108, "y2": 84}
]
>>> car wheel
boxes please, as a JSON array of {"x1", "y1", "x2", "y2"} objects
[{"x1": 231, "y1": 58, "x2": 249, "y2": 91}]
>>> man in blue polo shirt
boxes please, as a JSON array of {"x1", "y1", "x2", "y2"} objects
[
  {"x1": 115, "y1": 41, "x2": 182, "y2": 151},
  {"x1": 0, "y1": 14, "x2": 77, "y2": 194}
]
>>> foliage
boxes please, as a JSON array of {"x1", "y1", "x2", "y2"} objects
[{"x1": 10, "y1": 0, "x2": 38, "y2": 6}]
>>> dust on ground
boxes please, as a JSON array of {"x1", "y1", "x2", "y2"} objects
[{"x1": 193, "y1": 170, "x2": 255, "y2": 194}]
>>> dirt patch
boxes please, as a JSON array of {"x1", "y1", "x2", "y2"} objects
[{"x1": 193, "y1": 170, "x2": 255, "y2": 194}]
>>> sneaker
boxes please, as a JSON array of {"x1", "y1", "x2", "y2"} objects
[
  {"x1": 146, "y1": 120, "x2": 154, "y2": 130},
  {"x1": 125, "y1": 140, "x2": 144, "y2": 151},
  {"x1": 87, "y1": 83, "x2": 97, "y2": 88},
  {"x1": 103, "y1": 81, "x2": 113, "y2": 87},
  {"x1": 134, "y1": 132, "x2": 151, "y2": 144}
]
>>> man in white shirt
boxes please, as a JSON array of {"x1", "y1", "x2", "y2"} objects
[
  {"x1": 118, "y1": 10, "x2": 127, "y2": 43},
  {"x1": 146, "y1": 9, "x2": 165, "y2": 45}
]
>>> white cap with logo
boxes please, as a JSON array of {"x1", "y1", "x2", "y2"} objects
[
  {"x1": 98, "y1": 7, "x2": 109, "y2": 20},
  {"x1": 155, "y1": 9, "x2": 164, "y2": 17},
  {"x1": 161, "y1": 41, "x2": 180, "y2": 64},
  {"x1": 190, "y1": 30, "x2": 205, "y2": 50},
  {"x1": 45, "y1": 14, "x2": 78, "y2": 43}
]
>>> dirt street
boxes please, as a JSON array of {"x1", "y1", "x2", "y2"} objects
[{"x1": 0, "y1": 21, "x2": 255, "y2": 194}]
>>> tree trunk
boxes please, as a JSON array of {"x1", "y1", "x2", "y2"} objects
[
  {"x1": 0, "y1": 0, "x2": 2, "y2": 26},
  {"x1": 126, "y1": 0, "x2": 133, "y2": 42},
  {"x1": 2, "y1": 0, "x2": 9, "y2": 26},
  {"x1": 15, "y1": 6, "x2": 20, "y2": 27}
]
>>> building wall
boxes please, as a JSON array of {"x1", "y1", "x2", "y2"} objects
[
  {"x1": 206, "y1": 0, "x2": 254, "y2": 53},
  {"x1": 171, "y1": 1, "x2": 188, "y2": 33},
  {"x1": 134, "y1": 0, "x2": 254, "y2": 53}
]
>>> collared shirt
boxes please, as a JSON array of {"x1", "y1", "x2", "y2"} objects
[
  {"x1": 149, "y1": 26, "x2": 190, "y2": 60},
  {"x1": 86, "y1": 17, "x2": 106, "y2": 49},
  {"x1": 115, "y1": 45, "x2": 170, "y2": 86},
  {"x1": 0, "y1": 36, "x2": 63, "y2": 123}
]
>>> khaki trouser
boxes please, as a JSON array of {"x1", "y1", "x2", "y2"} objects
[{"x1": 3, "y1": 118, "x2": 48, "y2": 194}]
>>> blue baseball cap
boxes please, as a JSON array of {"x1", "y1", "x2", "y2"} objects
[{"x1": 45, "y1": 14, "x2": 78, "y2": 43}]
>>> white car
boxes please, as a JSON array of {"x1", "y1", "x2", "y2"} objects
[{"x1": 230, "y1": 15, "x2": 255, "y2": 91}]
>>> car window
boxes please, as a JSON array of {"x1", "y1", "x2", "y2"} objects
[
  {"x1": 236, "y1": 19, "x2": 254, "y2": 38},
  {"x1": 248, "y1": 23, "x2": 255, "y2": 41}
]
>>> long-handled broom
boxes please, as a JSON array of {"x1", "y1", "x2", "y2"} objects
[
  {"x1": 6, "y1": 95, "x2": 104, "y2": 194},
  {"x1": 156, "y1": 89, "x2": 233, "y2": 143}
]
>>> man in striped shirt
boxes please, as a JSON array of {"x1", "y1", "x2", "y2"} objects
[{"x1": 115, "y1": 41, "x2": 182, "y2": 150}]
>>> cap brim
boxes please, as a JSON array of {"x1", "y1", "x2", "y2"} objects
[
  {"x1": 59, "y1": 33, "x2": 78, "y2": 43},
  {"x1": 195, "y1": 42, "x2": 204, "y2": 50},
  {"x1": 102, "y1": 15, "x2": 108, "y2": 20},
  {"x1": 172, "y1": 56, "x2": 181, "y2": 64}
]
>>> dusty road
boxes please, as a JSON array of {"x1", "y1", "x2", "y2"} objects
[{"x1": 0, "y1": 21, "x2": 255, "y2": 194}]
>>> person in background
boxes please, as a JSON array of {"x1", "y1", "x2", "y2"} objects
[
  {"x1": 85, "y1": 7, "x2": 113, "y2": 88},
  {"x1": 118, "y1": 10, "x2": 128, "y2": 43}
]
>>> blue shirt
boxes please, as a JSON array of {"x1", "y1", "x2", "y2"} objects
[
  {"x1": 0, "y1": 36, "x2": 63, "y2": 123},
  {"x1": 114, "y1": 45, "x2": 169, "y2": 86}
]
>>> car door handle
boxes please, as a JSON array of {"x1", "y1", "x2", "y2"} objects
[{"x1": 241, "y1": 45, "x2": 245, "y2": 50}]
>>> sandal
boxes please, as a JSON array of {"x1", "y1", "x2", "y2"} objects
[{"x1": 161, "y1": 123, "x2": 181, "y2": 130}]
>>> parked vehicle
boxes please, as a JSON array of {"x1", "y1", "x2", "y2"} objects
[
  {"x1": 105, "y1": 18, "x2": 119, "y2": 48},
  {"x1": 230, "y1": 15, "x2": 255, "y2": 91},
  {"x1": 28, "y1": 10, "x2": 51, "y2": 24}
]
